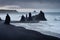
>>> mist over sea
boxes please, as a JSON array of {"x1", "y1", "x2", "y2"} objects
[{"x1": 0, "y1": 12, "x2": 60, "y2": 37}]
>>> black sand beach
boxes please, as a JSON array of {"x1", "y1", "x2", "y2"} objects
[{"x1": 0, "y1": 22, "x2": 60, "y2": 40}]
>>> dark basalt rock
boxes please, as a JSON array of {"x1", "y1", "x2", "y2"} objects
[
  {"x1": 27, "y1": 12, "x2": 33, "y2": 21},
  {"x1": 34, "y1": 11, "x2": 47, "y2": 21},
  {"x1": 20, "y1": 15, "x2": 26, "y2": 22},
  {"x1": 4, "y1": 14, "x2": 10, "y2": 24},
  {"x1": 20, "y1": 11, "x2": 47, "y2": 23},
  {"x1": 0, "y1": 17, "x2": 2, "y2": 21}
]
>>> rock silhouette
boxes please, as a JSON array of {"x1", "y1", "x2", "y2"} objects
[
  {"x1": 28, "y1": 12, "x2": 32, "y2": 21},
  {"x1": 20, "y1": 15, "x2": 25, "y2": 22},
  {"x1": 34, "y1": 11, "x2": 47, "y2": 21},
  {"x1": 4, "y1": 14, "x2": 10, "y2": 24},
  {"x1": 20, "y1": 11, "x2": 47, "y2": 23},
  {"x1": 34, "y1": 10, "x2": 36, "y2": 12},
  {"x1": 26, "y1": 14, "x2": 28, "y2": 21},
  {"x1": 0, "y1": 17, "x2": 2, "y2": 21}
]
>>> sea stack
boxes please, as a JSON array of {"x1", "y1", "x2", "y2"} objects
[
  {"x1": 35, "y1": 11, "x2": 47, "y2": 21},
  {"x1": 4, "y1": 14, "x2": 10, "y2": 24},
  {"x1": 28, "y1": 12, "x2": 32, "y2": 21},
  {"x1": 0, "y1": 17, "x2": 2, "y2": 21},
  {"x1": 20, "y1": 11, "x2": 47, "y2": 23},
  {"x1": 20, "y1": 15, "x2": 26, "y2": 22}
]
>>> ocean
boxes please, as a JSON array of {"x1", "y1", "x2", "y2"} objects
[{"x1": 0, "y1": 12, "x2": 60, "y2": 37}]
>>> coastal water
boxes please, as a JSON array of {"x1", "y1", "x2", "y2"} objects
[{"x1": 0, "y1": 12, "x2": 60, "y2": 37}]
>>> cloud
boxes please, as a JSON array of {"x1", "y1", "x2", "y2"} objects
[
  {"x1": 0, "y1": 0, "x2": 60, "y2": 9},
  {"x1": 0, "y1": 0, "x2": 60, "y2": 3}
]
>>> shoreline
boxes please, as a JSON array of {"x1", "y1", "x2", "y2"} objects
[
  {"x1": 1, "y1": 20, "x2": 60, "y2": 38},
  {"x1": 0, "y1": 22, "x2": 60, "y2": 40}
]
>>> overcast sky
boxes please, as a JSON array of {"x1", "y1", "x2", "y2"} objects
[{"x1": 0, "y1": 0, "x2": 60, "y2": 11}]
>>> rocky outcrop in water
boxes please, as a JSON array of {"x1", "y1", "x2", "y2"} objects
[
  {"x1": 33, "y1": 11, "x2": 47, "y2": 21},
  {"x1": 4, "y1": 14, "x2": 10, "y2": 24},
  {"x1": 0, "y1": 17, "x2": 2, "y2": 21},
  {"x1": 20, "y1": 11, "x2": 47, "y2": 23},
  {"x1": 20, "y1": 15, "x2": 26, "y2": 22},
  {"x1": 27, "y1": 12, "x2": 33, "y2": 21}
]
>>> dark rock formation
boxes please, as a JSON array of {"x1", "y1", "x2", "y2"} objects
[
  {"x1": 34, "y1": 10, "x2": 36, "y2": 12},
  {"x1": 34, "y1": 11, "x2": 47, "y2": 21},
  {"x1": 26, "y1": 14, "x2": 28, "y2": 21},
  {"x1": 28, "y1": 12, "x2": 32, "y2": 21},
  {"x1": 20, "y1": 15, "x2": 25, "y2": 22},
  {"x1": 4, "y1": 14, "x2": 10, "y2": 24},
  {"x1": 0, "y1": 17, "x2": 2, "y2": 21},
  {"x1": 20, "y1": 11, "x2": 47, "y2": 23}
]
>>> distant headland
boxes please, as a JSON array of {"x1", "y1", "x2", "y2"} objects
[{"x1": 0, "y1": 9, "x2": 18, "y2": 13}]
